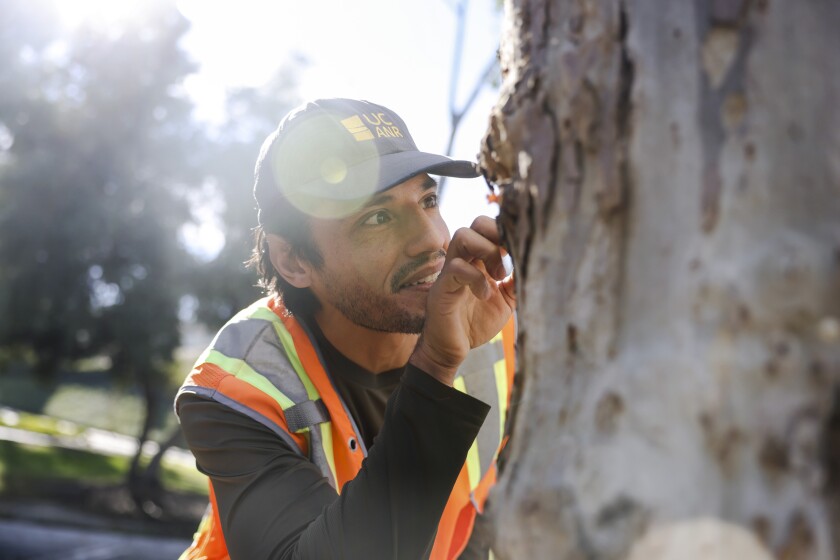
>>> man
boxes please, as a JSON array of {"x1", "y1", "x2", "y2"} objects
[{"x1": 176, "y1": 98, "x2": 516, "y2": 559}]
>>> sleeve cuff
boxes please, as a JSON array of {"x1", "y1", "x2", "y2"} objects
[{"x1": 402, "y1": 364, "x2": 491, "y2": 426}]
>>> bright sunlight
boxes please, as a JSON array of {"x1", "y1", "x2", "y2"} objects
[{"x1": 52, "y1": 0, "x2": 152, "y2": 29}]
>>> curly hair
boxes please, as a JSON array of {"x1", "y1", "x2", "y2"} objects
[
  {"x1": 248, "y1": 223, "x2": 323, "y2": 319},
  {"x1": 248, "y1": 134, "x2": 325, "y2": 319}
]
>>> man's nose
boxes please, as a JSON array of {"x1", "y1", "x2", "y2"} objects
[{"x1": 403, "y1": 210, "x2": 448, "y2": 257}]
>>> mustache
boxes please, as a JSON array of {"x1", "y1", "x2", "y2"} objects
[{"x1": 390, "y1": 250, "x2": 446, "y2": 293}]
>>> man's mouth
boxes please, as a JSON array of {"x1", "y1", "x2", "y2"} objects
[
  {"x1": 392, "y1": 251, "x2": 446, "y2": 292},
  {"x1": 401, "y1": 271, "x2": 441, "y2": 288}
]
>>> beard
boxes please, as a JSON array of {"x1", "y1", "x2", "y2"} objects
[{"x1": 317, "y1": 251, "x2": 445, "y2": 334}]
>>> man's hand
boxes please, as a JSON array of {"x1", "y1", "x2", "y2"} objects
[{"x1": 410, "y1": 216, "x2": 516, "y2": 386}]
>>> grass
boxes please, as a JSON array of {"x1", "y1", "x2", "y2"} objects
[
  {"x1": 43, "y1": 384, "x2": 148, "y2": 435},
  {"x1": 0, "y1": 364, "x2": 187, "y2": 439},
  {"x1": 1, "y1": 407, "x2": 83, "y2": 437},
  {"x1": 0, "y1": 407, "x2": 207, "y2": 496},
  {"x1": 0, "y1": 439, "x2": 207, "y2": 496},
  {"x1": 0, "y1": 365, "x2": 208, "y2": 533},
  {"x1": 0, "y1": 369, "x2": 206, "y2": 503},
  {"x1": 0, "y1": 440, "x2": 125, "y2": 489}
]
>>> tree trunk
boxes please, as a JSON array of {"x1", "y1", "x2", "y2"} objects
[
  {"x1": 127, "y1": 365, "x2": 162, "y2": 518},
  {"x1": 480, "y1": 1, "x2": 840, "y2": 558}
]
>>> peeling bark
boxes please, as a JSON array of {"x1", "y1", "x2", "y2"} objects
[{"x1": 481, "y1": 1, "x2": 840, "y2": 558}]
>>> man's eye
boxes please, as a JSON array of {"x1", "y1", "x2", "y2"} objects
[
  {"x1": 362, "y1": 211, "x2": 391, "y2": 226},
  {"x1": 423, "y1": 194, "x2": 438, "y2": 209}
]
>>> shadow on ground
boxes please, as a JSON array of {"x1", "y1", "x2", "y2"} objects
[
  {"x1": 0, "y1": 481, "x2": 205, "y2": 559},
  {"x1": 0, "y1": 517, "x2": 190, "y2": 560}
]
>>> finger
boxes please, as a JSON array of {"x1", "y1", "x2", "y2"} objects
[
  {"x1": 470, "y1": 217, "x2": 511, "y2": 277},
  {"x1": 470, "y1": 216, "x2": 514, "y2": 271},
  {"x1": 469, "y1": 215, "x2": 502, "y2": 244},
  {"x1": 448, "y1": 227, "x2": 506, "y2": 281},
  {"x1": 470, "y1": 217, "x2": 512, "y2": 262},
  {"x1": 497, "y1": 271, "x2": 517, "y2": 308},
  {"x1": 438, "y1": 258, "x2": 492, "y2": 300}
]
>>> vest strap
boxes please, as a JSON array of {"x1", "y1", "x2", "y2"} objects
[{"x1": 285, "y1": 398, "x2": 330, "y2": 432}]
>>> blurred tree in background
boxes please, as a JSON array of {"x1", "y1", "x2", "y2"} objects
[
  {"x1": 136, "y1": 70, "x2": 301, "y2": 514},
  {"x1": 0, "y1": 0, "x2": 203, "y2": 510},
  {"x1": 0, "y1": 0, "x2": 298, "y2": 515},
  {"x1": 187, "y1": 66, "x2": 301, "y2": 330},
  {"x1": 0, "y1": 0, "x2": 199, "y2": 378}
]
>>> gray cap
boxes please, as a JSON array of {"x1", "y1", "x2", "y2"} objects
[{"x1": 255, "y1": 98, "x2": 479, "y2": 223}]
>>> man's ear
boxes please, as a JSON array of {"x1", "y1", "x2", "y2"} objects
[{"x1": 266, "y1": 234, "x2": 313, "y2": 289}]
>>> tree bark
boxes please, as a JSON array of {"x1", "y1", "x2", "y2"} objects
[{"x1": 480, "y1": 1, "x2": 840, "y2": 558}]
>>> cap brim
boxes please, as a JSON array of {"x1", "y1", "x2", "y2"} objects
[{"x1": 300, "y1": 150, "x2": 480, "y2": 201}]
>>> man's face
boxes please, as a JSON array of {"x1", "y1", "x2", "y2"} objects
[{"x1": 306, "y1": 173, "x2": 450, "y2": 334}]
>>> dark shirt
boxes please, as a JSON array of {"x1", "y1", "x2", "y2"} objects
[
  {"x1": 310, "y1": 324, "x2": 494, "y2": 558},
  {"x1": 178, "y1": 332, "x2": 491, "y2": 559},
  {"x1": 310, "y1": 323, "x2": 402, "y2": 450}
]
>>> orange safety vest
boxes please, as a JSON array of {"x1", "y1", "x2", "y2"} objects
[{"x1": 175, "y1": 296, "x2": 515, "y2": 560}]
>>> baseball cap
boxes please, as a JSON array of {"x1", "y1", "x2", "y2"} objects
[{"x1": 255, "y1": 98, "x2": 480, "y2": 222}]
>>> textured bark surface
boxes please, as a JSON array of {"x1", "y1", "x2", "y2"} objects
[{"x1": 480, "y1": 1, "x2": 840, "y2": 558}]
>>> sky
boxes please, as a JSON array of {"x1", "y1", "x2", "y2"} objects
[{"x1": 174, "y1": 0, "x2": 503, "y2": 246}]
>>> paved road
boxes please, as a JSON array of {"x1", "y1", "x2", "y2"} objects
[{"x1": 0, "y1": 519, "x2": 189, "y2": 560}]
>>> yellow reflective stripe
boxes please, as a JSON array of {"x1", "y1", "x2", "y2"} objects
[
  {"x1": 203, "y1": 349, "x2": 296, "y2": 410},
  {"x1": 238, "y1": 305, "x2": 336, "y2": 488},
  {"x1": 465, "y1": 440, "x2": 481, "y2": 491},
  {"x1": 453, "y1": 377, "x2": 481, "y2": 491},
  {"x1": 242, "y1": 298, "x2": 270, "y2": 314},
  {"x1": 491, "y1": 326, "x2": 507, "y2": 445},
  {"x1": 494, "y1": 358, "x2": 508, "y2": 442},
  {"x1": 247, "y1": 305, "x2": 282, "y2": 324},
  {"x1": 272, "y1": 323, "x2": 321, "y2": 400},
  {"x1": 319, "y1": 422, "x2": 338, "y2": 490},
  {"x1": 248, "y1": 306, "x2": 322, "y2": 401}
]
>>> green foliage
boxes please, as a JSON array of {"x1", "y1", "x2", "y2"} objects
[
  {"x1": 0, "y1": 2, "x2": 303, "y2": 487},
  {"x1": 188, "y1": 68, "x2": 303, "y2": 329},
  {"x1": 0, "y1": 0, "x2": 201, "y2": 381},
  {"x1": 0, "y1": 369, "x2": 56, "y2": 412}
]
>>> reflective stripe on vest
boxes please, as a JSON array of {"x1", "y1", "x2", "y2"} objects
[
  {"x1": 176, "y1": 299, "x2": 340, "y2": 488},
  {"x1": 176, "y1": 296, "x2": 515, "y2": 560},
  {"x1": 452, "y1": 330, "x2": 506, "y2": 495}
]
